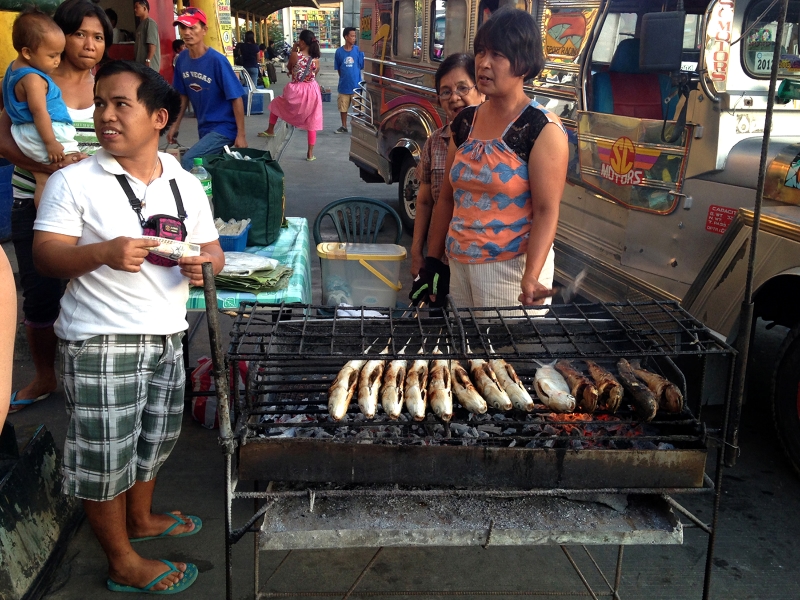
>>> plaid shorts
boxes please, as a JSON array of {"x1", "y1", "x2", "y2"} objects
[{"x1": 59, "y1": 333, "x2": 186, "y2": 501}]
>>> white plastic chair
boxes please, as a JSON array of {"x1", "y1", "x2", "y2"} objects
[{"x1": 233, "y1": 65, "x2": 274, "y2": 116}]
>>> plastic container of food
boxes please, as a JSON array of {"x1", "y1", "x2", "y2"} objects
[{"x1": 317, "y1": 242, "x2": 406, "y2": 307}]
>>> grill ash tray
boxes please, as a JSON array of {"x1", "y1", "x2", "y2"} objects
[{"x1": 257, "y1": 489, "x2": 683, "y2": 550}]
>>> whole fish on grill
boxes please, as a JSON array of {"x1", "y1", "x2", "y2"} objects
[
  {"x1": 357, "y1": 359, "x2": 385, "y2": 419},
  {"x1": 405, "y1": 359, "x2": 429, "y2": 421},
  {"x1": 381, "y1": 360, "x2": 407, "y2": 419},
  {"x1": 585, "y1": 360, "x2": 623, "y2": 412},
  {"x1": 630, "y1": 360, "x2": 684, "y2": 413},
  {"x1": 328, "y1": 360, "x2": 366, "y2": 421},
  {"x1": 428, "y1": 351, "x2": 453, "y2": 421},
  {"x1": 617, "y1": 358, "x2": 658, "y2": 421},
  {"x1": 489, "y1": 359, "x2": 534, "y2": 412},
  {"x1": 451, "y1": 362, "x2": 487, "y2": 414},
  {"x1": 469, "y1": 359, "x2": 513, "y2": 411},
  {"x1": 554, "y1": 360, "x2": 598, "y2": 412},
  {"x1": 533, "y1": 361, "x2": 576, "y2": 412}
]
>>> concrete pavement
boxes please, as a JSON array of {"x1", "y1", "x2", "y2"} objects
[{"x1": 4, "y1": 51, "x2": 800, "y2": 599}]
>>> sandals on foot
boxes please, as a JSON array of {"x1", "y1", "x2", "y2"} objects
[
  {"x1": 9, "y1": 391, "x2": 51, "y2": 414},
  {"x1": 129, "y1": 514, "x2": 202, "y2": 543},
  {"x1": 257, "y1": 131, "x2": 276, "y2": 137},
  {"x1": 306, "y1": 156, "x2": 316, "y2": 161},
  {"x1": 107, "y1": 560, "x2": 198, "y2": 595}
]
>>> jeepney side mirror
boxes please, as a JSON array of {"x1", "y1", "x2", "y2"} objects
[
  {"x1": 776, "y1": 79, "x2": 800, "y2": 104},
  {"x1": 638, "y1": 11, "x2": 685, "y2": 73}
]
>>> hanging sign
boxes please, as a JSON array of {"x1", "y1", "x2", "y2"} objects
[{"x1": 705, "y1": 0, "x2": 735, "y2": 92}]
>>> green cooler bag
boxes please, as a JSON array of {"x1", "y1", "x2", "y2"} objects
[{"x1": 204, "y1": 148, "x2": 285, "y2": 246}]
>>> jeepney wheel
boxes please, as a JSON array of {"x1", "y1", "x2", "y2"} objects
[
  {"x1": 398, "y1": 155, "x2": 418, "y2": 232},
  {"x1": 771, "y1": 323, "x2": 800, "y2": 476}
]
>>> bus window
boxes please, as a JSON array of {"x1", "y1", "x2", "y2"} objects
[
  {"x1": 431, "y1": 0, "x2": 467, "y2": 61},
  {"x1": 477, "y1": 0, "x2": 520, "y2": 27},
  {"x1": 742, "y1": 0, "x2": 800, "y2": 79},
  {"x1": 394, "y1": 0, "x2": 424, "y2": 60}
]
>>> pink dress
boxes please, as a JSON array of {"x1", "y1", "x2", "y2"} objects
[{"x1": 269, "y1": 53, "x2": 323, "y2": 131}]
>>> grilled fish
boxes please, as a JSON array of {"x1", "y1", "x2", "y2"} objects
[
  {"x1": 489, "y1": 359, "x2": 534, "y2": 412},
  {"x1": 533, "y1": 361, "x2": 576, "y2": 412},
  {"x1": 381, "y1": 360, "x2": 407, "y2": 419},
  {"x1": 428, "y1": 352, "x2": 453, "y2": 421},
  {"x1": 469, "y1": 359, "x2": 513, "y2": 411},
  {"x1": 617, "y1": 358, "x2": 658, "y2": 421},
  {"x1": 451, "y1": 362, "x2": 487, "y2": 414},
  {"x1": 630, "y1": 360, "x2": 684, "y2": 413},
  {"x1": 328, "y1": 360, "x2": 366, "y2": 421},
  {"x1": 357, "y1": 359, "x2": 385, "y2": 418},
  {"x1": 554, "y1": 360, "x2": 599, "y2": 413},
  {"x1": 405, "y1": 360, "x2": 429, "y2": 421},
  {"x1": 585, "y1": 360, "x2": 624, "y2": 413}
]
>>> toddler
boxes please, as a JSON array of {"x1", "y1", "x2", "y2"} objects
[{"x1": 2, "y1": 8, "x2": 81, "y2": 205}]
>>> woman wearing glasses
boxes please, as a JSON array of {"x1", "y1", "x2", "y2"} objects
[
  {"x1": 415, "y1": 8, "x2": 568, "y2": 309},
  {"x1": 410, "y1": 53, "x2": 484, "y2": 278}
]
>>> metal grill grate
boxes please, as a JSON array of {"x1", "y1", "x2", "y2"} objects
[{"x1": 228, "y1": 300, "x2": 734, "y2": 361}]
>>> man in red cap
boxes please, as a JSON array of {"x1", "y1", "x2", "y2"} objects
[{"x1": 167, "y1": 7, "x2": 247, "y2": 170}]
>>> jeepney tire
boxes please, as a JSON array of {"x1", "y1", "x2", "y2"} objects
[
  {"x1": 771, "y1": 323, "x2": 800, "y2": 476},
  {"x1": 398, "y1": 155, "x2": 418, "y2": 232}
]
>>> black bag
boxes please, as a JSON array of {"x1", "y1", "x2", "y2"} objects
[{"x1": 203, "y1": 148, "x2": 285, "y2": 246}]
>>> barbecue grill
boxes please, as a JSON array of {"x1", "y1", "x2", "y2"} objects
[{"x1": 198, "y1": 273, "x2": 735, "y2": 600}]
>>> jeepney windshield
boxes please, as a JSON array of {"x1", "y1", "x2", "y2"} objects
[{"x1": 741, "y1": 0, "x2": 800, "y2": 79}]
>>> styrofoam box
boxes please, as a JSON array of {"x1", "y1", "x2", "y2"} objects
[{"x1": 317, "y1": 242, "x2": 406, "y2": 307}]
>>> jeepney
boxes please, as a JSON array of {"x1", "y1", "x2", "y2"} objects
[{"x1": 349, "y1": 0, "x2": 800, "y2": 473}]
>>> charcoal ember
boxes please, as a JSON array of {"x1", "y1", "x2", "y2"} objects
[
  {"x1": 276, "y1": 427, "x2": 297, "y2": 438},
  {"x1": 477, "y1": 429, "x2": 490, "y2": 438},
  {"x1": 570, "y1": 439, "x2": 584, "y2": 450},
  {"x1": 312, "y1": 429, "x2": 333, "y2": 439},
  {"x1": 542, "y1": 424, "x2": 559, "y2": 435},
  {"x1": 492, "y1": 414, "x2": 507, "y2": 422},
  {"x1": 335, "y1": 426, "x2": 349, "y2": 436},
  {"x1": 522, "y1": 424, "x2": 542, "y2": 433},
  {"x1": 469, "y1": 427, "x2": 479, "y2": 438},
  {"x1": 502, "y1": 427, "x2": 516, "y2": 435}
]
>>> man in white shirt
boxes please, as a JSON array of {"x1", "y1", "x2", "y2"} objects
[{"x1": 33, "y1": 60, "x2": 223, "y2": 595}]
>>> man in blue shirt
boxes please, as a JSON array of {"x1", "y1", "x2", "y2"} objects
[
  {"x1": 333, "y1": 27, "x2": 364, "y2": 134},
  {"x1": 167, "y1": 8, "x2": 247, "y2": 170}
]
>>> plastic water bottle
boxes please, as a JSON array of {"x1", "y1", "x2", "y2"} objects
[{"x1": 191, "y1": 157, "x2": 213, "y2": 210}]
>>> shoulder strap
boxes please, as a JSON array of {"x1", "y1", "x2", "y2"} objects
[
  {"x1": 298, "y1": 56, "x2": 313, "y2": 81},
  {"x1": 116, "y1": 174, "x2": 147, "y2": 227},
  {"x1": 169, "y1": 179, "x2": 187, "y2": 221},
  {"x1": 115, "y1": 175, "x2": 187, "y2": 227}
]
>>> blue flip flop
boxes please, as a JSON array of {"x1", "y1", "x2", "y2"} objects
[
  {"x1": 9, "y1": 391, "x2": 51, "y2": 414},
  {"x1": 129, "y1": 514, "x2": 202, "y2": 543},
  {"x1": 107, "y1": 560, "x2": 198, "y2": 594}
]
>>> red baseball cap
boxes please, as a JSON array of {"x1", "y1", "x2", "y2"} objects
[{"x1": 174, "y1": 7, "x2": 207, "y2": 27}]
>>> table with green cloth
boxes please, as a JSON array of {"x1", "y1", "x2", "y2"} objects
[{"x1": 187, "y1": 217, "x2": 312, "y2": 310}]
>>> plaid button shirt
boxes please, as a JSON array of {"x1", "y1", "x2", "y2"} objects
[{"x1": 416, "y1": 124, "x2": 451, "y2": 206}]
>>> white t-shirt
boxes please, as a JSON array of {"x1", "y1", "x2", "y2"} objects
[{"x1": 34, "y1": 149, "x2": 219, "y2": 341}]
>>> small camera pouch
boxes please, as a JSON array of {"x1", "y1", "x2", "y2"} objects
[{"x1": 116, "y1": 174, "x2": 188, "y2": 266}]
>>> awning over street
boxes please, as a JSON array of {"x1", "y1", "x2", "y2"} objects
[{"x1": 230, "y1": 0, "x2": 320, "y2": 19}]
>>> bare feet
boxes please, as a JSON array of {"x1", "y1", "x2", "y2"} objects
[
  {"x1": 109, "y1": 557, "x2": 187, "y2": 591},
  {"x1": 127, "y1": 511, "x2": 196, "y2": 540}
]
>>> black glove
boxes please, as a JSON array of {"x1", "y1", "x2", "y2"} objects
[{"x1": 409, "y1": 257, "x2": 450, "y2": 308}]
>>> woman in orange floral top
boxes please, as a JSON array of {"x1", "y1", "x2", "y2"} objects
[{"x1": 415, "y1": 7, "x2": 568, "y2": 309}]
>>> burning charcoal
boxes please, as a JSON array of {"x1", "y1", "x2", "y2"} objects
[
  {"x1": 570, "y1": 439, "x2": 584, "y2": 450},
  {"x1": 542, "y1": 424, "x2": 559, "y2": 436},
  {"x1": 469, "y1": 427, "x2": 479, "y2": 437},
  {"x1": 502, "y1": 428, "x2": 517, "y2": 435},
  {"x1": 492, "y1": 414, "x2": 507, "y2": 422},
  {"x1": 277, "y1": 427, "x2": 297, "y2": 438},
  {"x1": 522, "y1": 424, "x2": 542, "y2": 434},
  {"x1": 313, "y1": 430, "x2": 333, "y2": 439},
  {"x1": 477, "y1": 430, "x2": 490, "y2": 438}
]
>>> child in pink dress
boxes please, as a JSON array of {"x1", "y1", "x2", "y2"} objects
[{"x1": 258, "y1": 29, "x2": 323, "y2": 161}]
